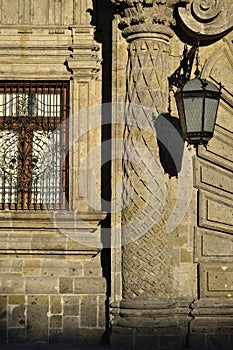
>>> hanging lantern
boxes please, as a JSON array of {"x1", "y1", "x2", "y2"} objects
[{"x1": 175, "y1": 77, "x2": 221, "y2": 145}]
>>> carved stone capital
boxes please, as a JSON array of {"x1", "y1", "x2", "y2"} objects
[
  {"x1": 178, "y1": 0, "x2": 233, "y2": 39},
  {"x1": 112, "y1": 0, "x2": 189, "y2": 41}
]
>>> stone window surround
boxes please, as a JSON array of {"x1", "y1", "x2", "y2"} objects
[{"x1": 0, "y1": 24, "x2": 106, "y2": 257}]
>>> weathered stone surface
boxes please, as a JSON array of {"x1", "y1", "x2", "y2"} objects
[
  {"x1": 135, "y1": 335, "x2": 160, "y2": 350},
  {"x1": 0, "y1": 0, "x2": 91, "y2": 26},
  {"x1": 79, "y1": 328, "x2": 105, "y2": 344},
  {"x1": 111, "y1": 327, "x2": 134, "y2": 350},
  {"x1": 63, "y1": 296, "x2": 80, "y2": 316},
  {"x1": 80, "y1": 296, "x2": 98, "y2": 327},
  {"x1": 0, "y1": 0, "x2": 106, "y2": 347},
  {"x1": 59, "y1": 277, "x2": 74, "y2": 294},
  {"x1": 74, "y1": 277, "x2": 106, "y2": 294},
  {"x1": 0, "y1": 259, "x2": 11, "y2": 273},
  {"x1": 98, "y1": 295, "x2": 107, "y2": 328},
  {"x1": 49, "y1": 315, "x2": 62, "y2": 328},
  {"x1": 83, "y1": 257, "x2": 102, "y2": 277},
  {"x1": 117, "y1": 2, "x2": 175, "y2": 300},
  {"x1": 67, "y1": 260, "x2": 84, "y2": 277},
  {"x1": 27, "y1": 297, "x2": 49, "y2": 342},
  {"x1": 0, "y1": 274, "x2": 25, "y2": 294},
  {"x1": 63, "y1": 316, "x2": 80, "y2": 343},
  {"x1": 190, "y1": 300, "x2": 233, "y2": 349},
  {"x1": 25, "y1": 277, "x2": 58, "y2": 294},
  {"x1": 194, "y1": 158, "x2": 233, "y2": 196},
  {"x1": 110, "y1": 0, "x2": 233, "y2": 345},
  {"x1": 8, "y1": 304, "x2": 25, "y2": 328},
  {"x1": 50, "y1": 296, "x2": 62, "y2": 315}
]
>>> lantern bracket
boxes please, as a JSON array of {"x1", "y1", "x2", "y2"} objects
[{"x1": 168, "y1": 38, "x2": 199, "y2": 90}]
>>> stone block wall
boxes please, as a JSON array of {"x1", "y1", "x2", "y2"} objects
[
  {"x1": 0, "y1": 0, "x2": 107, "y2": 345},
  {"x1": 0, "y1": 255, "x2": 106, "y2": 344}
]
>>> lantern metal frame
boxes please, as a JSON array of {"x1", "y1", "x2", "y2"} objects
[{"x1": 168, "y1": 39, "x2": 222, "y2": 146}]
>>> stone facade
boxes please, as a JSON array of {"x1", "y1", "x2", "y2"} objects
[
  {"x1": 110, "y1": 0, "x2": 233, "y2": 349},
  {"x1": 0, "y1": 1, "x2": 232, "y2": 349},
  {"x1": 0, "y1": 0, "x2": 107, "y2": 346}
]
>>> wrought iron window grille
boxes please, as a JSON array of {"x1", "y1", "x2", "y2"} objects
[{"x1": 0, "y1": 81, "x2": 69, "y2": 210}]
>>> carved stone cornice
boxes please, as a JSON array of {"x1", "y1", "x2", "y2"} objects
[
  {"x1": 112, "y1": 0, "x2": 189, "y2": 41},
  {"x1": 178, "y1": 0, "x2": 233, "y2": 39},
  {"x1": 66, "y1": 26, "x2": 102, "y2": 80}
]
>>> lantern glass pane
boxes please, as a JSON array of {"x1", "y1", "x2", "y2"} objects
[
  {"x1": 204, "y1": 98, "x2": 219, "y2": 132},
  {"x1": 183, "y1": 97, "x2": 203, "y2": 133}
]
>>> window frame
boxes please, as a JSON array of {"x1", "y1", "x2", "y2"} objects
[{"x1": 0, "y1": 80, "x2": 69, "y2": 210}]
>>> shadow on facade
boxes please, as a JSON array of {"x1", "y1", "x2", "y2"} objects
[
  {"x1": 153, "y1": 113, "x2": 184, "y2": 177},
  {"x1": 90, "y1": 0, "x2": 113, "y2": 347}
]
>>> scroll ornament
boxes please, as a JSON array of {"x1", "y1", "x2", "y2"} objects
[{"x1": 178, "y1": 0, "x2": 233, "y2": 38}]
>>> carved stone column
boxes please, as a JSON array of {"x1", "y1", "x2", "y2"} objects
[
  {"x1": 110, "y1": 4, "x2": 193, "y2": 349},
  {"x1": 112, "y1": 0, "x2": 186, "y2": 301}
]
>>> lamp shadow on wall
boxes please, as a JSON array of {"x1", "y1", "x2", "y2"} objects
[{"x1": 153, "y1": 113, "x2": 185, "y2": 178}]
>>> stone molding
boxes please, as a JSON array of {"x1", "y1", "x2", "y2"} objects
[
  {"x1": 197, "y1": 125, "x2": 233, "y2": 172},
  {"x1": 199, "y1": 264, "x2": 233, "y2": 298},
  {"x1": 194, "y1": 157, "x2": 233, "y2": 199},
  {"x1": 191, "y1": 299, "x2": 233, "y2": 316},
  {"x1": 0, "y1": 26, "x2": 72, "y2": 79},
  {"x1": 0, "y1": 211, "x2": 106, "y2": 257},
  {"x1": 0, "y1": 0, "x2": 93, "y2": 26},
  {"x1": 111, "y1": 299, "x2": 191, "y2": 328},
  {"x1": 189, "y1": 299, "x2": 233, "y2": 349},
  {"x1": 198, "y1": 190, "x2": 233, "y2": 234},
  {"x1": 0, "y1": 211, "x2": 106, "y2": 229},
  {"x1": 0, "y1": 25, "x2": 101, "y2": 81},
  {"x1": 178, "y1": 0, "x2": 233, "y2": 39},
  {"x1": 194, "y1": 228, "x2": 233, "y2": 263},
  {"x1": 66, "y1": 26, "x2": 102, "y2": 80}
]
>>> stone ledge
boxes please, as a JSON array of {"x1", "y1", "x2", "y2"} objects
[
  {"x1": 0, "y1": 211, "x2": 107, "y2": 257},
  {"x1": 0, "y1": 211, "x2": 106, "y2": 229},
  {"x1": 111, "y1": 299, "x2": 191, "y2": 329}
]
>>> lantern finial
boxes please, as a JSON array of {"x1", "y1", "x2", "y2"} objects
[{"x1": 194, "y1": 36, "x2": 201, "y2": 78}]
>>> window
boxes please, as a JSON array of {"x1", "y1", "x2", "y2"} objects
[{"x1": 0, "y1": 81, "x2": 69, "y2": 210}]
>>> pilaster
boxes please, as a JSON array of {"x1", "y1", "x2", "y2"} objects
[{"x1": 66, "y1": 25, "x2": 102, "y2": 212}]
